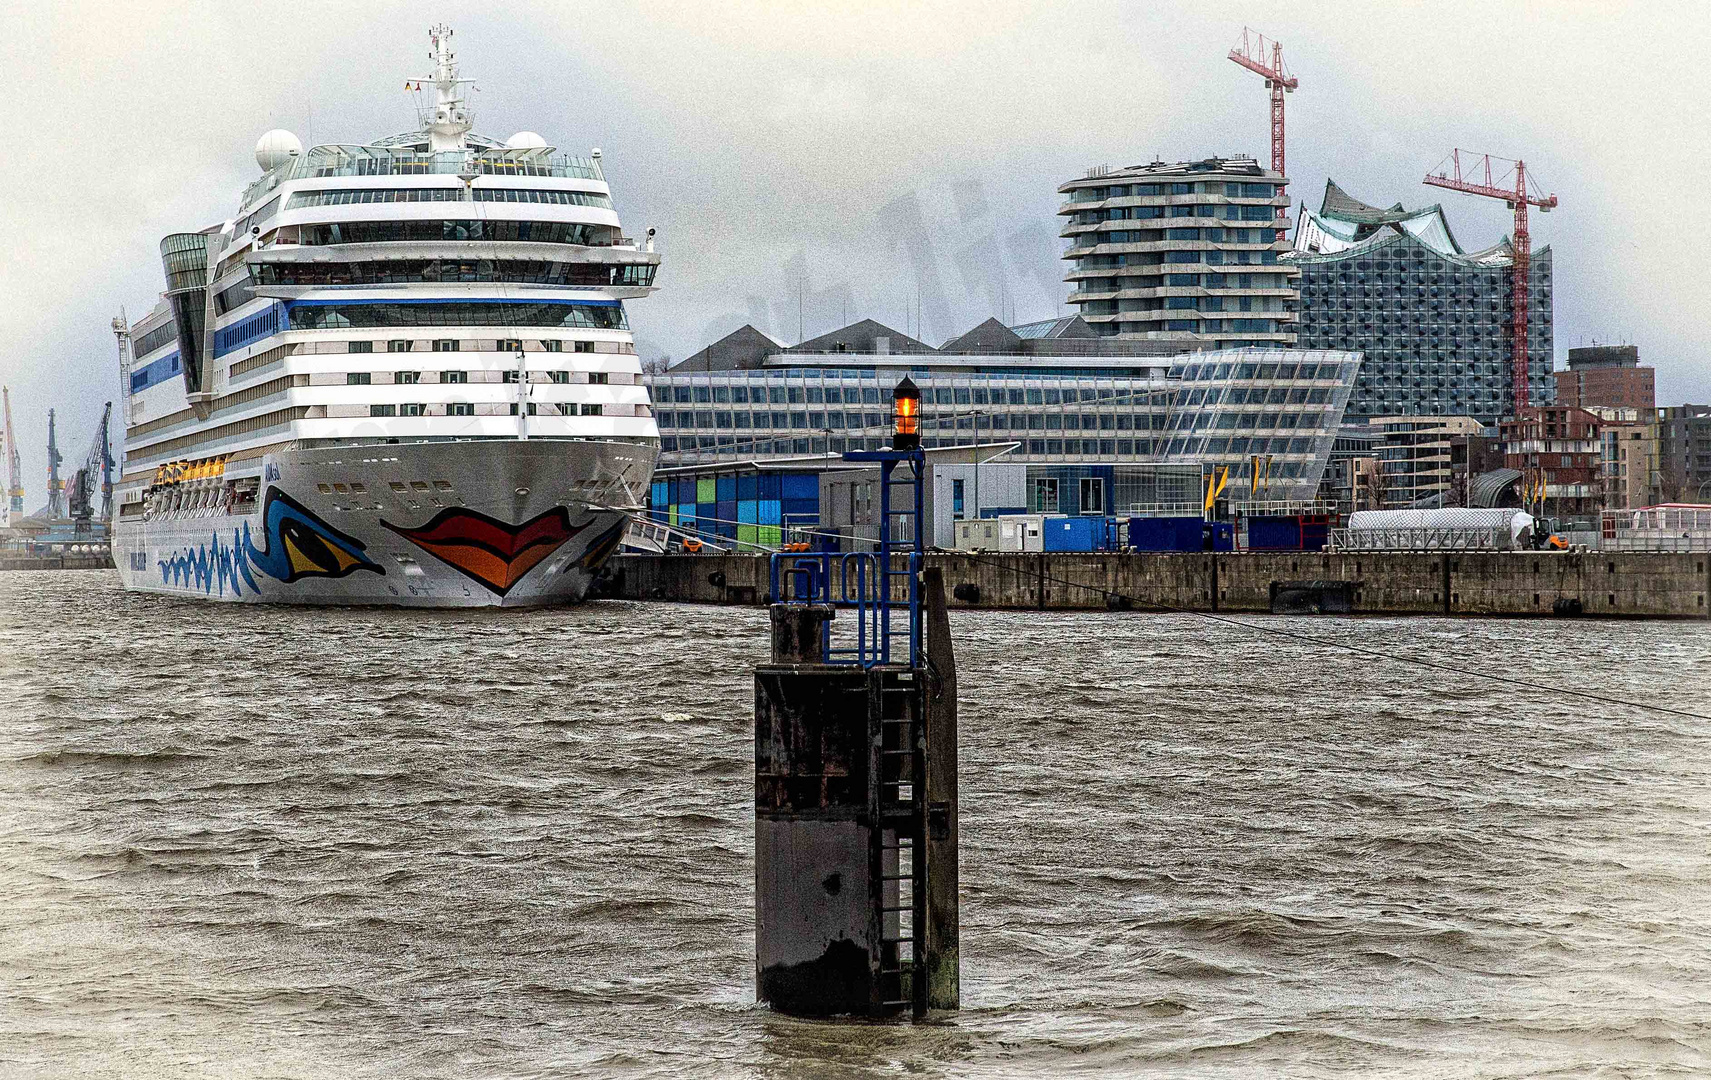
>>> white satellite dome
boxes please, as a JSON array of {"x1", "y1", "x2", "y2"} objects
[
  {"x1": 506, "y1": 130, "x2": 547, "y2": 149},
  {"x1": 254, "y1": 129, "x2": 303, "y2": 172}
]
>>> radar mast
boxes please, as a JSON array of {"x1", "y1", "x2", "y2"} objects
[{"x1": 417, "y1": 24, "x2": 474, "y2": 152}]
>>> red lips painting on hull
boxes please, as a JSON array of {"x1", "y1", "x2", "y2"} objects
[{"x1": 381, "y1": 506, "x2": 590, "y2": 596}]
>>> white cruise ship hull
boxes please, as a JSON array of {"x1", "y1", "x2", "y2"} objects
[{"x1": 114, "y1": 440, "x2": 655, "y2": 608}]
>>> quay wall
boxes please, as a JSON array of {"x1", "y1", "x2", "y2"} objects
[
  {"x1": 604, "y1": 551, "x2": 1711, "y2": 619},
  {"x1": 0, "y1": 553, "x2": 116, "y2": 572}
]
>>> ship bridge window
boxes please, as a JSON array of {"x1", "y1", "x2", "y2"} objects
[
  {"x1": 214, "y1": 279, "x2": 256, "y2": 315},
  {"x1": 253, "y1": 259, "x2": 656, "y2": 289},
  {"x1": 286, "y1": 187, "x2": 465, "y2": 209},
  {"x1": 288, "y1": 301, "x2": 627, "y2": 332},
  {"x1": 472, "y1": 188, "x2": 614, "y2": 208},
  {"x1": 133, "y1": 322, "x2": 178, "y2": 357},
  {"x1": 296, "y1": 219, "x2": 615, "y2": 247}
]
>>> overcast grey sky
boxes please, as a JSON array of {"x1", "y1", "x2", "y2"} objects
[{"x1": 2, "y1": 0, "x2": 1704, "y2": 493}]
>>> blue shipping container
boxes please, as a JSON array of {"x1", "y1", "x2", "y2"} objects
[
  {"x1": 782, "y1": 473, "x2": 818, "y2": 500},
  {"x1": 1246, "y1": 514, "x2": 1331, "y2": 552},
  {"x1": 1128, "y1": 516, "x2": 1205, "y2": 552},
  {"x1": 737, "y1": 500, "x2": 759, "y2": 524},
  {"x1": 716, "y1": 476, "x2": 737, "y2": 502},
  {"x1": 759, "y1": 474, "x2": 783, "y2": 501},
  {"x1": 759, "y1": 499, "x2": 782, "y2": 525},
  {"x1": 716, "y1": 499, "x2": 737, "y2": 528},
  {"x1": 737, "y1": 475, "x2": 759, "y2": 501},
  {"x1": 1042, "y1": 516, "x2": 1100, "y2": 552}
]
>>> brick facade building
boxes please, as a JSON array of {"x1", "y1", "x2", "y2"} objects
[
  {"x1": 1553, "y1": 345, "x2": 1655, "y2": 411},
  {"x1": 1500, "y1": 405, "x2": 1605, "y2": 515}
]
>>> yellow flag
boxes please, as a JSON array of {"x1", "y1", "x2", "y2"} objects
[{"x1": 1205, "y1": 466, "x2": 1229, "y2": 513}]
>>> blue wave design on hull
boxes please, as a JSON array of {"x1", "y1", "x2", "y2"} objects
[
  {"x1": 157, "y1": 525, "x2": 264, "y2": 598},
  {"x1": 152, "y1": 488, "x2": 382, "y2": 599}
]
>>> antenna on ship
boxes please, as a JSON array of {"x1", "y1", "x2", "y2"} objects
[{"x1": 417, "y1": 24, "x2": 474, "y2": 152}]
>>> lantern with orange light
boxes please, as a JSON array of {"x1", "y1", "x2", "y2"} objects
[{"x1": 891, "y1": 376, "x2": 921, "y2": 451}]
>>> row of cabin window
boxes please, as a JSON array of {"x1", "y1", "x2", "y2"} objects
[
  {"x1": 347, "y1": 338, "x2": 602, "y2": 353},
  {"x1": 365, "y1": 403, "x2": 605, "y2": 417},
  {"x1": 344, "y1": 371, "x2": 611, "y2": 384}
]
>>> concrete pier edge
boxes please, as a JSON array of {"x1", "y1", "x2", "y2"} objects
[{"x1": 600, "y1": 551, "x2": 1711, "y2": 619}]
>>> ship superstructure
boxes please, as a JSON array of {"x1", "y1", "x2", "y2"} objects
[{"x1": 114, "y1": 26, "x2": 660, "y2": 605}]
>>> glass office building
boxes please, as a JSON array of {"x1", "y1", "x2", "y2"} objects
[{"x1": 646, "y1": 323, "x2": 1360, "y2": 502}]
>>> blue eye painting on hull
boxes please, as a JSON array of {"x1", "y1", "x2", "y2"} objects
[{"x1": 246, "y1": 487, "x2": 385, "y2": 584}]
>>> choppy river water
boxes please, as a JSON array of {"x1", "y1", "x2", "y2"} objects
[{"x1": 2, "y1": 571, "x2": 1709, "y2": 1078}]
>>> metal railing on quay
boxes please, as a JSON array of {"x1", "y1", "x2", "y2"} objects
[{"x1": 1594, "y1": 535, "x2": 1711, "y2": 553}]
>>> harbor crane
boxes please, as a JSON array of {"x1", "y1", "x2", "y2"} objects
[
  {"x1": 2, "y1": 386, "x2": 21, "y2": 522},
  {"x1": 67, "y1": 402, "x2": 115, "y2": 534},
  {"x1": 1227, "y1": 26, "x2": 1297, "y2": 240},
  {"x1": 46, "y1": 408, "x2": 65, "y2": 519},
  {"x1": 1423, "y1": 150, "x2": 1558, "y2": 414}
]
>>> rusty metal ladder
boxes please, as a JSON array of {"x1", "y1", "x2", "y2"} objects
[{"x1": 875, "y1": 672, "x2": 927, "y2": 1017}]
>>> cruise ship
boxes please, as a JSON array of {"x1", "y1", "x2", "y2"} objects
[{"x1": 114, "y1": 26, "x2": 660, "y2": 606}]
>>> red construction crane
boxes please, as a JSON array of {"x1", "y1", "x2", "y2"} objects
[
  {"x1": 1227, "y1": 28, "x2": 1297, "y2": 178},
  {"x1": 1423, "y1": 150, "x2": 1558, "y2": 414}
]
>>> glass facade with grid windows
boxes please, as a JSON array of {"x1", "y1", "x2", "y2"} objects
[
  {"x1": 1288, "y1": 180, "x2": 1554, "y2": 423},
  {"x1": 647, "y1": 347, "x2": 1359, "y2": 501}
]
